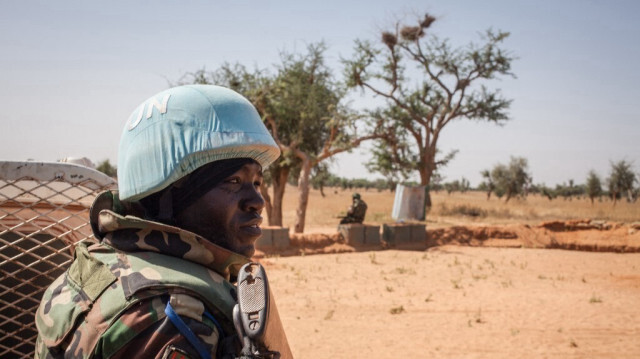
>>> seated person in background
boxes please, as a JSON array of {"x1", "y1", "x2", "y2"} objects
[{"x1": 340, "y1": 192, "x2": 368, "y2": 224}]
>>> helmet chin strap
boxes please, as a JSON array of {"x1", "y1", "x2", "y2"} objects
[{"x1": 157, "y1": 189, "x2": 174, "y2": 223}]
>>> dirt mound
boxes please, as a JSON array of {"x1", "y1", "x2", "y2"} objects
[
  {"x1": 538, "y1": 218, "x2": 619, "y2": 231},
  {"x1": 257, "y1": 220, "x2": 640, "y2": 258},
  {"x1": 290, "y1": 232, "x2": 344, "y2": 248},
  {"x1": 258, "y1": 232, "x2": 356, "y2": 256},
  {"x1": 428, "y1": 219, "x2": 640, "y2": 253},
  {"x1": 427, "y1": 224, "x2": 556, "y2": 249},
  {"x1": 428, "y1": 225, "x2": 520, "y2": 246}
]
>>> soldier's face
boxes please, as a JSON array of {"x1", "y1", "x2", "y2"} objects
[{"x1": 175, "y1": 162, "x2": 265, "y2": 258}]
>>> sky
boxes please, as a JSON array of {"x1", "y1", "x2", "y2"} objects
[{"x1": 1, "y1": 0, "x2": 638, "y2": 187}]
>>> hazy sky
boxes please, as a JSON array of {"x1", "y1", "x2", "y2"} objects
[{"x1": 1, "y1": 0, "x2": 638, "y2": 186}]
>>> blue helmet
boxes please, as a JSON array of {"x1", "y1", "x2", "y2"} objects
[{"x1": 117, "y1": 85, "x2": 280, "y2": 202}]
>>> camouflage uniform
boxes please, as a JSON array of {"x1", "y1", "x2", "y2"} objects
[
  {"x1": 34, "y1": 191, "x2": 249, "y2": 359},
  {"x1": 340, "y1": 198, "x2": 368, "y2": 224}
]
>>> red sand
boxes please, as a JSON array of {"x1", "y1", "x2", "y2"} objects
[{"x1": 258, "y1": 220, "x2": 640, "y2": 358}]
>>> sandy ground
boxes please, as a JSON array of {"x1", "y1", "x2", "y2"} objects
[
  {"x1": 258, "y1": 188, "x2": 640, "y2": 357},
  {"x1": 262, "y1": 245, "x2": 640, "y2": 358}
]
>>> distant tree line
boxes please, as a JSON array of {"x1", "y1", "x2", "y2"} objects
[
  {"x1": 95, "y1": 154, "x2": 637, "y2": 208},
  {"x1": 471, "y1": 158, "x2": 638, "y2": 204},
  {"x1": 309, "y1": 167, "x2": 412, "y2": 195},
  {"x1": 440, "y1": 178, "x2": 471, "y2": 194}
]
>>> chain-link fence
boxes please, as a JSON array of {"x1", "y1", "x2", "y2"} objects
[{"x1": 0, "y1": 161, "x2": 116, "y2": 358}]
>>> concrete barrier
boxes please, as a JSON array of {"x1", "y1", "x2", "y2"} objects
[
  {"x1": 255, "y1": 228, "x2": 272, "y2": 249},
  {"x1": 338, "y1": 224, "x2": 382, "y2": 246},
  {"x1": 272, "y1": 227, "x2": 290, "y2": 249},
  {"x1": 382, "y1": 223, "x2": 426, "y2": 245},
  {"x1": 338, "y1": 223, "x2": 365, "y2": 245},
  {"x1": 382, "y1": 223, "x2": 409, "y2": 245},
  {"x1": 409, "y1": 224, "x2": 426, "y2": 243},
  {"x1": 364, "y1": 225, "x2": 381, "y2": 245},
  {"x1": 256, "y1": 226, "x2": 290, "y2": 249}
]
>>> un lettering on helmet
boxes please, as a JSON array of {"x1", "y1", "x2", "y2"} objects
[{"x1": 127, "y1": 94, "x2": 171, "y2": 130}]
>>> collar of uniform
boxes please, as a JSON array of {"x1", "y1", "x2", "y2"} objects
[{"x1": 89, "y1": 191, "x2": 249, "y2": 280}]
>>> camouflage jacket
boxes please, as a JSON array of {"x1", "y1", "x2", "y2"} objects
[
  {"x1": 347, "y1": 199, "x2": 368, "y2": 222},
  {"x1": 35, "y1": 191, "x2": 250, "y2": 359}
]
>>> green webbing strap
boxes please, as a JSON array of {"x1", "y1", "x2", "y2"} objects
[{"x1": 67, "y1": 243, "x2": 117, "y2": 302}]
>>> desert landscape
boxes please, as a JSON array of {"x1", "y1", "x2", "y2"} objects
[
  {"x1": 259, "y1": 186, "x2": 640, "y2": 358},
  {"x1": 2, "y1": 2, "x2": 638, "y2": 358}
]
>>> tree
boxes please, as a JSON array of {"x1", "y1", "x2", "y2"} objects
[
  {"x1": 268, "y1": 45, "x2": 379, "y2": 233},
  {"x1": 485, "y1": 157, "x2": 531, "y2": 202},
  {"x1": 565, "y1": 179, "x2": 575, "y2": 201},
  {"x1": 535, "y1": 184, "x2": 556, "y2": 201},
  {"x1": 585, "y1": 170, "x2": 603, "y2": 205},
  {"x1": 480, "y1": 169, "x2": 494, "y2": 200},
  {"x1": 344, "y1": 13, "x2": 514, "y2": 208},
  {"x1": 443, "y1": 177, "x2": 470, "y2": 194},
  {"x1": 608, "y1": 160, "x2": 637, "y2": 205},
  {"x1": 429, "y1": 171, "x2": 444, "y2": 192},
  {"x1": 178, "y1": 43, "x2": 379, "y2": 232},
  {"x1": 96, "y1": 159, "x2": 117, "y2": 178},
  {"x1": 310, "y1": 164, "x2": 331, "y2": 197},
  {"x1": 443, "y1": 181, "x2": 456, "y2": 194}
]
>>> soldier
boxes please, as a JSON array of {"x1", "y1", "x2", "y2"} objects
[
  {"x1": 339, "y1": 192, "x2": 368, "y2": 224},
  {"x1": 35, "y1": 85, "x2": 281, "y2": 358}
]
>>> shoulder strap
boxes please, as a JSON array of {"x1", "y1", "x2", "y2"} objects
[
  {"x1": 93, "y1": 249, "x2": 238, "y2": 333},
  {"x1": 35, "y1": 243, "x2": 117, "y2": 349}
]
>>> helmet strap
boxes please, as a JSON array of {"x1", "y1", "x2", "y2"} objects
[{"x1": 157, "y1": 189, "x2": 174, "y2": 223}]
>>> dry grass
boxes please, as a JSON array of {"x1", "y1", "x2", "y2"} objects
[
  {"x1": 428, "y1": 191, "x2": 640, "y2": 227},
  {"x1": 275, "y1": 186, "x2": 640, "y2": 231}
]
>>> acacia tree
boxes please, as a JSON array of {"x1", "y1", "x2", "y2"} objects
[
  {"x1": 263, "y1": 44, "x2": 379, "y2": 233},
  {"x1": 608, "y1": 160, "x2": 637, "y2": 205},
  {"x1": 484, "y1": 157, "x2": 532, "y2": 202},
  {"x1": 178, "y1": 43, "x2": 378, "y2": 232},
  {"x1": 536, "y1": 184, "x2": 556, "y2": 201},
  {"x1": 344, "y1": 13, "x2": 514, "y2": 207},
  {"x1": 585, "y1": 170, "x2": 603, "y2": 205},
  {"x1": 480, "y1": 169, "x2": 494, "y2": 200}
]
